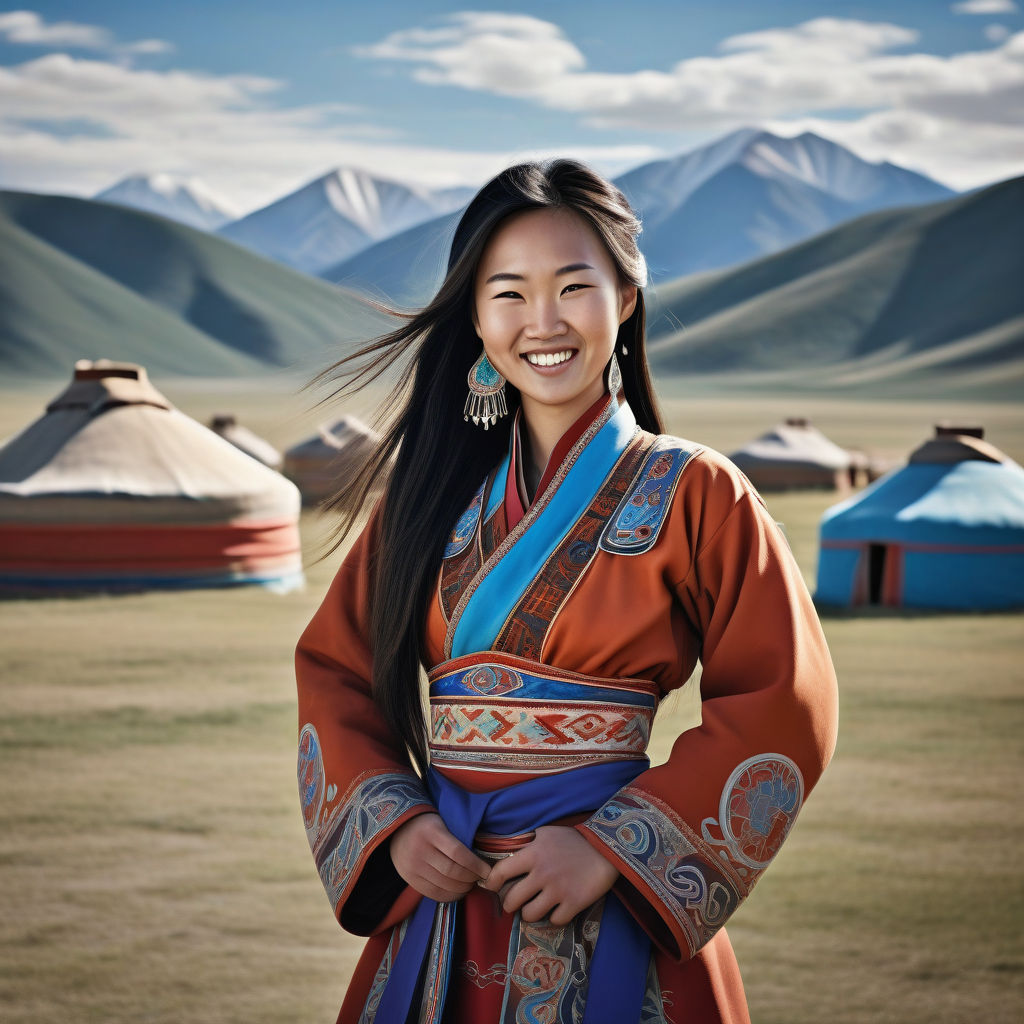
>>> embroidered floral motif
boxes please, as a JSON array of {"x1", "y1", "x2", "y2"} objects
[
  {"x1": 500, "y1": 900, "x2": 604, "y2": 1024},
  {"x1": 460, "y1": 960, "x2": 508, "y2": 989},
  {"x1": 583, "y1": 756, "x2": 803, "y2": 959},
  {"x1": 297, "y1": 723, "x2": 325, "y2": 840},
  {"x1": 445, "y1": 479, "x2": 485, "y2": 559},
  {"x1": 599, "y1": 440, "x2": 698, "y2": 556},
  {"x1": 702, "y1": 753, "x2": 804, "y2": 872}
]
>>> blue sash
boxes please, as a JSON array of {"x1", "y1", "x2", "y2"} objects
[{"x1": 374, "y1": 760, "x2": 651, "y2": 1024}]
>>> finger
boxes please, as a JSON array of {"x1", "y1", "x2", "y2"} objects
[
  {"x1": 520, "y1": 891, "x2": 560, "y2": 924},
  {"x1": 422, "y1": 847, "x2": 484, "y2": 886},
  {"x1": 419, "y1": 862, "x2": 475, "y2": 899},
  {"x1": 435, "y1": 834, "x2": 491, "y2": 880},
  {"x1": 482, "y1": 850, "x2": 531, "y2": 892},
  {"x1": 415, "y1": 880, "x2": 465, "y2": 903},
  {"x1": 548, "y1": 900, "x2": 581, "y2": 926},
  {"x1": 501, "y1": 874, "x2": 544, "y2": 915}
]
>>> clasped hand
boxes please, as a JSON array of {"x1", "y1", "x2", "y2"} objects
[{"x1": 389, "y1": 813, "x2": 619, "y2": 924}]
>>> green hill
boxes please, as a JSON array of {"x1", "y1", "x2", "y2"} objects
[
  {"x1": 647, "y1": 176, "x2": 1024, "y2": 397},
  {"x1": 0, "y1": 191, "x2": 391, "y2": 378}
]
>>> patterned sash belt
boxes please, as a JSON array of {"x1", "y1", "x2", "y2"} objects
[
  {"x1": 428, "y1": 651, "x2": 659, "y2": 780},
  {"x1": 374, "y1": 653, "x2": 660, "y2": 1024}
]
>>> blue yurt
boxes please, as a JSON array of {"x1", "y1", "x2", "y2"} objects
[{"x1": 816, "y1": 426, "x2": 1024, "y2": 610}]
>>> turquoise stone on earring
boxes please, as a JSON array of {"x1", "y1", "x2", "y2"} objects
[{"x1": 464, "y1": 350, "x2": 508, "y2": 429}]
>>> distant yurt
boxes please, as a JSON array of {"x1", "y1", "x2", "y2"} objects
[
  {"x1": 209, "y1": 413, "x2": 283, "y2": 469},
  {"x1": 816, "y1": 426, "x2": 1024, "y2": 610},
  {"x1": 283, "y1": 416, "x2": 379, "y2": 506},
  {"x1": 0, "y1": 361, "x2": 303, "y2": 593},
  {"x1": 729, "y1": 418, "x2": 860, "y2": 491}
]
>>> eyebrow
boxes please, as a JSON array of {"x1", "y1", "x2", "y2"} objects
[{"x1": 484, "y1": 262, "x2": 595, "y2": 285}]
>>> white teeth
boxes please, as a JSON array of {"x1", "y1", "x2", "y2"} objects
[{"x1": 526, "y1": 349, "x2": 574, "y2": 366}]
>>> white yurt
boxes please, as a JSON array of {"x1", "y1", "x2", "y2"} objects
[
  {"x1": 0, "y1": 361, "x2": 303, "y2": 593},
  {"x1": 283, "y1": 415, "x2": 379, "y2": 506},
  {"x1": 728, "y1": 418, "x2": 859, "y2": 492},
  {"x1": 209, "y1": 413, "x2": 283, "y2": 469}
]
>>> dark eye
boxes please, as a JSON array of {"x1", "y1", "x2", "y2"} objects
[
  {"x1": 562, "y1": 283, "x2": 589, "y2": 294},
  {"x1": 494, "y1": 290, "x2": 521, "y2": 299}
]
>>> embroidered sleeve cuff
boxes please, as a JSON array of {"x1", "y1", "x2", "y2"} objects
[
  {"x1": 299, "y1": 724, "x2": 435, "y2": 930},
  {"x1": 312, "y1": 771, "x2": 433, "y2": 922},
  {"x1": 578, "y1": 784, "x2": 767, "y2": 962}
]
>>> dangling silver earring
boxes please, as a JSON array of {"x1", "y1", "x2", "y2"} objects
[
  {"x1": 621, "y1": 341, "x2": 628, "y2": 355},
  {"x1": 607, "y1": 351, "x2": 623, "y2": 396},
  {"x1": 464, "y1": 350, "x2": 508, "y2": 430}
]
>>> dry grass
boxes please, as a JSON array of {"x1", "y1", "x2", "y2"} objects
[{"x1": 1, "y1": 381, "x2": 1022, "y2": 1023}]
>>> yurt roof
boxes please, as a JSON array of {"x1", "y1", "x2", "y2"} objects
[
  {"x1": 820, "y1": 429, "x2": 1024, "y2": 546},
  {"x1": 0, "y1": 361, "x2": 300, "y2": 524},
  {"x1": 729, "y1": 418, "x2": 851, "y2": 471},
  {"x1": 208, "y1": 413, "x2": 283, "y2": 469},
  {"x1": 285, "y1": 415, "x2": 379, "y2": 459}
]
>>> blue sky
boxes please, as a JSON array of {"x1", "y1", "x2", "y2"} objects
[{"x1": 1, "y1": 1, "x2": 1022, "y2": 212}]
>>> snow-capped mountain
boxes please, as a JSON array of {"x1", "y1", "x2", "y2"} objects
[
  {"x1": 217, "y1": 168, "x2": 475, "y2": 275},
  {"x1": 321, "y1": 129, "x2": 956, "y2": 304},
  {"x1": 616, "y1": 129, "x2": 954, "y2": 283},
  {"x1": 94, "y1": 173, "x2": 238, "y2": 231}
]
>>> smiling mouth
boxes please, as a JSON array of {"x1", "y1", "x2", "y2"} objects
[{"x1": 522, "y1": 348, "x2": 577, "y2": 367}]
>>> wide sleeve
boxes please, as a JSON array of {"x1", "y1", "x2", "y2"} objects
[
  {"x1": 576, "y1": 449, "x2": 839, "y2": 961},
  {"x1": 295, "y1": 504, "x2": 436, "y2": 936}
]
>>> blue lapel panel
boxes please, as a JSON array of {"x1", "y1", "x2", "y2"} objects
[{"x1": 450, "y1": 400, "x2": 637, "y2": 659}]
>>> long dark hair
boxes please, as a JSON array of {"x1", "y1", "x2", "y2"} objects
[{"x1": 315, "y1": 158, "x2": 665, "y2": 773}]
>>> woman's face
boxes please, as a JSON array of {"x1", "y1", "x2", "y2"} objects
[{"x1": 472, "y1": 207, "x2": 637, "y2": 428}]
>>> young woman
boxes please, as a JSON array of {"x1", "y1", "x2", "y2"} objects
[{"x1": 295, "y1": 160, "x2": 839, "y2": 1024}]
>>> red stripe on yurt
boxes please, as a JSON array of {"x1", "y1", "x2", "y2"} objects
[
  {"x1": 882, "y1": 544, "x2": 903, "y2": 607},
  {"x1": 0, "y1": 520, "x2": 300, "y2": 568},
  {"x1": 821, "y1": 540, "x2": 1024, "y2": 554}
]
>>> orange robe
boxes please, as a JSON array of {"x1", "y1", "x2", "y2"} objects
[{"x1": 295, "y1": 390, "x2": 839, "y2": 1023}]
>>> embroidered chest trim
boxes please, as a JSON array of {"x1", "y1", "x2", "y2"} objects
[
  {"x1": 443, "y1": 479, "x2": 485, "y2": 559},
  {"x1": 599, "y1": 439, "x2": 698, "y2": 556},
  {"x1": 443, "y1": 397, "x2": 623, "y2": 659},
  {"x1": 493, "y1": 432, "x2": 652, "y2": 660},
  {"x1": 438, "y1": 471, "x2": 502, "y2": 623}
]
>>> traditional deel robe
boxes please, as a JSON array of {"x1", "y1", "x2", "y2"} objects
[{"x1": 295, "y1": 387, "x2": 839, "y2": 1024}]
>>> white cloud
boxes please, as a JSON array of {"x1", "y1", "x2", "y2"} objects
[
  {"x1": 0, "y1": 9, "x2": 173, "y2": 54},
  {"x1": 355, "y1": 12, "x2": 584, "y2": 94},
  {"x1": 951, "y1": 1, "x2": 1018, "y2": 14},
  {"x1": 357, "y1": 14, "x2": 1024, "y2": 187},
  {"x1": 0, "y1": 51, "x2": 656, "y2": 210},
  {"x1": 360, "y1": 15, "x2": 1024, "y2": 129},
  {"x1": 2, "y1": 10, "x2": 1021, "y2": 208},
  {"x1": 986, "y1": 23, "x2": 1012, "y2": 41},
  {"x1": 720, "y1": 18, "x2": 919, "y2": 58}
]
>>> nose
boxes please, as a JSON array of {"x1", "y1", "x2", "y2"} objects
[{"x1": 524, "y1": 301, "x2": 568, "y2": 341}]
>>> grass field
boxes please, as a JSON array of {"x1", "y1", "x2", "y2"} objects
[{"x1": 1, "y1": 379, "x2": 1022, "y2": 1023}]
